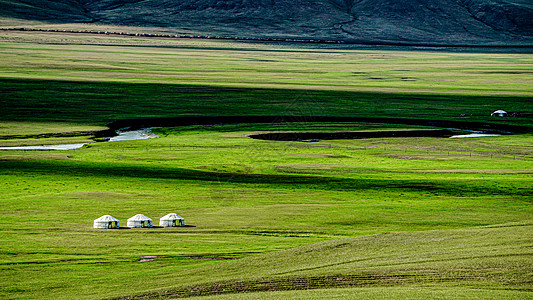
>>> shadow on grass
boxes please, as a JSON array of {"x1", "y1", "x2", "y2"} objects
[
  {"x1": 1, "y1": 160, "x2": 530, "y2": 197},
  {"x1": 1, "y1": 78, "x2": 532, "y2": 131}
]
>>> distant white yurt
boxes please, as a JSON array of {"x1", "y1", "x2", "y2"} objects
[
  {"x1": 159, "y1": 213, "x2": 185, "y2": 227},
  {"x1": 93, "y1": 215, "x2": 120, "y2": 229},
  {"x1": 491, "y1": 110, "x2": 508, "y2": 117},
  {"x1": 127, "y1": 214, "x2": 153, "y2": 228}
]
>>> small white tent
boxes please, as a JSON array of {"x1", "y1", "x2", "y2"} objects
[
  {"x1": 127, "y1": 214, "x2": 152, "y2": 228},
  {"x1": 491, "y1": 110, "x2": 508, "y2": 117},
  {"x1": 93, "y1": 215, "x2": 120, "y2": 229},
  {"x1": 159, "y1": 213, "x2": 185, "y2": 227}
]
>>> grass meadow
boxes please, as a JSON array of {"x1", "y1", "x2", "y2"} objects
[
  {"x1": 1, "y1": 30, "x2": 533, "y2": 136},
  {"x1": 0, "y1": 31, "x2": 532, "y2": 299}
]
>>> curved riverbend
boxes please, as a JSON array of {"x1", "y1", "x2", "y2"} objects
[
  {"x1": 109, "y1": 128, "x2": 160, "y2": 142},
  {"x1": 0, "y1": 128, "x2": 159, "y2": 151},
  {"x1": 249, "y1": 129, "x2": 454, "y2": 142},
  {"x1": 107, "y1": 116, "x2": 529, "y2": 134},
  {"x1": 0, "y1": 143, "x2": 89, "y2": 151},
  {"x1": 449, "y1": 133, "x2": 502, "y2": 139},
  {"x1": 0, "y1": 116, "x2": 526, "y2": 150}
]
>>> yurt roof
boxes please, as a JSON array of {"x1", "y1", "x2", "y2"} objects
[
  {"x1": 493, "y1": 110, "x2": 507, "y2": 114},
  {"x1": 94, "y1": 215, "x2": 119, "y2": 222},
  {"x1": 160, "y1": 213, "x2": 184, "y2": 220},
  {"x1": 128, "y1": 214, "x2": 152, "y2": 221}
]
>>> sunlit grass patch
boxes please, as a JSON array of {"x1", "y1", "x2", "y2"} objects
[{"x1": 0, "y1": 33, "x2": 532, "y2": 299}]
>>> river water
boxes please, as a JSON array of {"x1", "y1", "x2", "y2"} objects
[
  {"x1": 0, "y1": 128, "x2": 502, "y2": 150},
  {"x1": 449, "y1": 133, "x2": 502, "y2": 139},
  {"x1": 0, "y1": 128, "x2": 159, "y2": 151}
]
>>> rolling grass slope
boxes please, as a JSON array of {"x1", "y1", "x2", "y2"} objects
[
  {"x1": 113, "y1": 223, "x2": 533, "y2": 299},
  {"x1": 0, "y1": 32, "x2": 531, "y2": 299},
  {"x1": 1, "y1": 122, "x2": 532, "y2": 298},
  {"x1": 0, "y1": 33, "x2": 532, "y2": 137}
]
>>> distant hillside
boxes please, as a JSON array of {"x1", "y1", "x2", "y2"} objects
[{"x1": 1, "y1": 0, "x2": 532, "y2": 45}]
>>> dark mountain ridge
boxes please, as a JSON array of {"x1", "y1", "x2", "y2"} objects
[{"x1": 1, "y1": 0, "x2": 532, "y2": 45}]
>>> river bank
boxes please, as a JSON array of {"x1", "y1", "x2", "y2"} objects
[
  {"x1": 0, "y1": 128, "x2": 159, "y2": 150},
  {"x1": 0, "y1": 116, "x2": 526, "y2": 150}
]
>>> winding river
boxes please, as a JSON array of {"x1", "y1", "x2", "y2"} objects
[
  {"x1": 0, "y1": 127, "x2": 503, "y2": 151},
  {"x1": 3, "y1": 114, "x2": 520, "y2": 151},
  {"x1": 0, "y1": 128, "x2": 159, "y2": 151},
  {"x1": 449, "y1": 133, "x2": 502, "y2": 139}
]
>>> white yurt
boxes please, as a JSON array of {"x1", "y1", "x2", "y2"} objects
[
  {"x1": 93, "y1": 215, "x2": 120, "y2": 229},
  {"x1": 127, "y1": 214, "x2": 153, "y2": 228},
  {"x1": 159, "y1": 213, "x2": 185, "y2": 227},
  {"x1": 491, "y1": 110, "x2": 508, "y2": 117}
]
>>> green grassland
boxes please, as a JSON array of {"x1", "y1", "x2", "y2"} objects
[
  {"x1": 1, "y1": 123, "x2": 532, "y2": 299},
  {"x1": 0, "y1": 31, "x2": 532, "y2": 299},
  {"x1": 1, "y1": 31, "x2": 533, "y2": 137}
]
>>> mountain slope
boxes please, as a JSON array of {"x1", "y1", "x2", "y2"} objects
[
  {"x1": 0, "y1": 0, "x2": 532, "y2": 44},
  {"x1": 0, "y1": 0, "x2": 93, "y2": 22}
]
